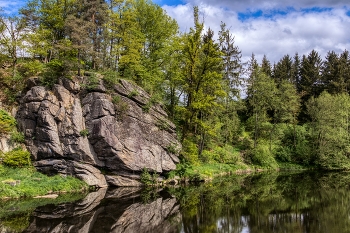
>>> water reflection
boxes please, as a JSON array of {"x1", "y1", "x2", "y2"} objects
[
  {"x1": 175, "y1": 171, "x2": 350, "y2": 233},
  {"x1": 21, "y1": 187, "x2": 181, "y2": 233},
  {"x1": 2, "y1": 171, "x2": 350, "y2": 233}
]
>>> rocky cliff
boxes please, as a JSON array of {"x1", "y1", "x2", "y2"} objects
[{"x1": 16, "y1": 77, "x2": 181, "y2": 187}]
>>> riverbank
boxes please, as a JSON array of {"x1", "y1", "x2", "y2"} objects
[
  {"x1": 0, "y1": 165, "x2": 88, "y2": 200},
  {"x1": 171, "y1": 161, "x2": 308, "y2": 183}
]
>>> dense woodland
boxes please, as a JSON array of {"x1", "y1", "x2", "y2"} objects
[{"x1": 1, "y1": 0, "x2": 350, "y2": 170}]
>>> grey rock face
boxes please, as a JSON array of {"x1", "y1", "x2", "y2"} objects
[{"x1": 16, "y1": 77, "x2": 180, "y2": 187}]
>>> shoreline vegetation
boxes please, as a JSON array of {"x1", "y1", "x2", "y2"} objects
[
  {"x1": 0, "y1": 161, "x2": 307, "y2": 200},
  {"x1": 0, "y1": 164, "x2": 89, "y2": 200}
]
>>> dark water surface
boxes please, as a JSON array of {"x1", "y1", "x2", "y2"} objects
[{"x1": 1, "y1": 171, "x2": 350, "y2": 233}]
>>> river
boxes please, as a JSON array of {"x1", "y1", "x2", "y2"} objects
[{"x1": 1, "y1": 171, "x2": 350, "y2": 233}]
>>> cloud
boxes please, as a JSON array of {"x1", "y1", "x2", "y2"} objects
[
  {"x1": 185, "y1": 0, "x2": 349, "y2": 11},
  {"x1": 163, "y1": 3, "x2": 350, "y2": 64}
]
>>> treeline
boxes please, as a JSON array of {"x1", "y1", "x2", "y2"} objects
[
  {"x1": 246, "y1": 50, "x2": 350, "y2": 169},
  {"x1": 1, "y1": 0, "x2": 350, "y2": 169}
]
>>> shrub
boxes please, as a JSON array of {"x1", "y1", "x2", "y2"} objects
[
  {"x1": 82, "y1": 73, "x2": 99, "y2": 91},
  {"x1": 18, "y1": 60, "x2": 44, "y2": 77},
  {"x1": 249, "y1": 143, "x2": 278, "y2": 168},
  {"x1": 102, "y1": 70, "x2": 119, "y2": 88},
  {"x1": 10, "y1": 131, "x2": 25, "y2": 144},
  {"x1": 181, "y1": 139, "x2": 199, "y2": 165},
  {"x1": 3, "y1": 149, "x2": 31, "y2": 168},
  {"x1": 0, "y1": 110, "x2": 16, "y2": 135},
  {"x1": 140, "y1": 168, "x2": 153, "y2": 185},
  {"x1": 166, "y1": 143, "x2": 178, "y2": 154}
]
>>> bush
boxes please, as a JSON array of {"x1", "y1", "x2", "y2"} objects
[
  {"x1": 3, "y1": 149, "x2": 31, "y2": 168},
  {"x1": 140, "y1": 168, "x2": 159, "y2": 186},
  {"x1": 202, "y1": 145, "x2": 240, "y2": 164},
  {"x1": 10, "y1": 131, "x2": 25, "y2": 144},
  {"x1": 102, "y1": 70, "x2": 119, "y2": 88},
  {"x1": 249, "y1": 143, "x2": 278, "y2": 168},
  {"x1": 18, "y1": 60, "x2": 44, "y2": 77},
  {"x1": 181, "y1": 139, "x2": 199, "y2": 165},
  {"x1": 0, "y1": 110, "x2": 16, "y2": 135}
]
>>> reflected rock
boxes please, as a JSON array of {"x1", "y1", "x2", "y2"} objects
[{"x1": 24, "y1": 189, "x2": 180, "y2": 233}]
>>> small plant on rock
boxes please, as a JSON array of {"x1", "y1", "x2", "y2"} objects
[
  {"x1": 140, "y1": 167, "x2": 152, "y2": 185},
  {"x1": 80, "y1": 129, "x2": 89, "y2": 137},
  {"x1": 128, "y1": 89, "x2": 138, "y2": 98}
]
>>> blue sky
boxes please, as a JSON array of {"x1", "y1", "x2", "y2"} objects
[{"x1": 2, "y1": 0, "x2": 350, "y2": 63}]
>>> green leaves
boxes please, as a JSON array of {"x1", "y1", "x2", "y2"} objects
[
  {"x1": 307, "y1": 92, "x2": 350, "y2": 169},
  {"x1": 0, "y1": 110, "x2": 16, "y2": 135}
]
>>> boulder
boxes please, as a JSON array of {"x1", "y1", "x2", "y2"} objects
[{"x1": 16, "y1": 78, "x2": 181, "y2": 186}]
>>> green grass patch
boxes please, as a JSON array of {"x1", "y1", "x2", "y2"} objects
[
  {"x1": 0, "y1": 193, "x2": 86, "y2": 232},
  {"x1": 0, "y1": 165, "x2": 88, "y2": 199}
]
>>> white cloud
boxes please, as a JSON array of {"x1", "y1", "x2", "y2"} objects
[
  {"x1": 185, "y1": 0, "x2": 350, "y2": 11},
  {"x1": 163, "y1": 4, "x2": 350, "y2": 64}
]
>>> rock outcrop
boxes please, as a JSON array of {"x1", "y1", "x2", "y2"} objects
[{"x1": 16, "y1": 77, "x2": 180, "y2": 187}]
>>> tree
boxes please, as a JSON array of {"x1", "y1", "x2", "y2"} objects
[
  {"x1": 218, "y1": 21, "x2": 242, "y2": 98},
  {"x1": 217, "y1": 21, "x2": 242, "y2": 145},
  {"x1": 0, "y1": 15, "x2": 26, "y2": 69},
  {"x1": 247, "y1": 66, "x2": 277, "y2": 148},
  {"x1": 261, "y1": 55, "x2": 272, "y2": 77},
  {"x1": 273, "y1": 54, "x2": 293, "y2": 87},
  {"x1": 21, "y1": 0, "x2": 76, "y2": 63},
  {"x1": 180, "y1": 7, "x2": 225, "y2": 156},
  {"x1": 298, "y1": 50, "x2": 323, "y2": 122},
  {"x1": 307, "y1": 92, "x2": 350, "y2": 169}
]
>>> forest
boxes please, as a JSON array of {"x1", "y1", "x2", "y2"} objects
[{"x1": 1, "y1": 0, "x2": 350, "y2": 171}]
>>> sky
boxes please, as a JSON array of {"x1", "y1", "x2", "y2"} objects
[
  {"x1": 2, "y1": 0, "x2": 350, "y2": 64},
  {"x1": 156, "y1": 0, "x2": 350, "y2": 64}
]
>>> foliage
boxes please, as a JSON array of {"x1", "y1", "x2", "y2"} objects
[
  {"x1": 2, "y1": 148, "x2": 31, "y2": 168},
  {"x1": 307, "y1": 92, "x2": 350, "y2": 169},
  {"x1": 0, "y1": 109, "x2": 16, "y2": 135},
  {"x1": 201, "y1": 145, "x2": 241, "y2": 164},
  {"x1": 10, "y1": 131, "x2": 25, "y2": 144},
  {"x1": 0, "y1": 164, "x2": 88, "y2": 199},
  {"x1": 82, "y1": 73, "x2": 99, "y2": 91},
  {"x1": 79, "y1": 129, "x2": 89, "y2": 137},
  {"x1": 248, "y1": 142, "x2": 278, "y2": 168},
  {"x1": 181, "y1": 138, "x2": 199, "y2": 165},
  {"x1": 127, "y1": 89, "x2": 138, "y2": 98},
  {"x1": 140, "y1": 168, "x2": 159, "y2": 186}
]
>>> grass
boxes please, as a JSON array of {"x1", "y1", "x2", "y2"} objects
[
  {"x1": 173, "y1": 160, "x2": 308, "y2": 182},
  {"x1": 0, "y1": 165, "x2": 88, "y2": 199},
  {"x1": 0, "y1": 193, "x2": 86, "y2": 232}
]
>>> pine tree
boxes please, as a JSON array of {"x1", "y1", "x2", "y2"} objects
[{"x1": 261, "y1": 55, "x2": 272, "y2": 77}]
